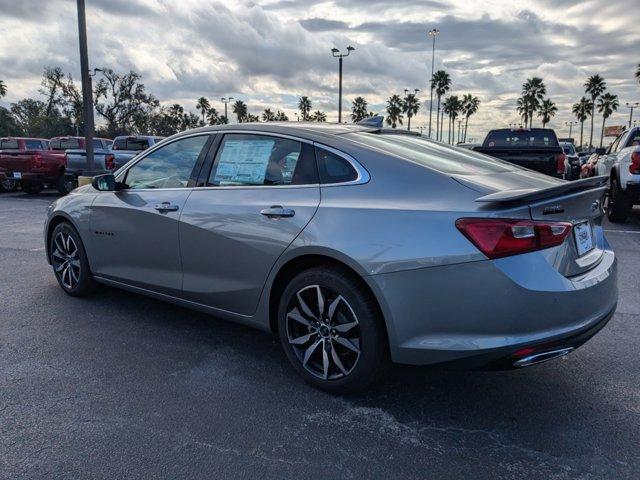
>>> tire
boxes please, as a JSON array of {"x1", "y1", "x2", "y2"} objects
[
  {"x1": 21, "y1": 181, "x2": 44, "y2": 195},
  {"x1": 49, "y1": 222, "x2": 95, "y2": 297},
  {"x1": 56, "y1": 174, "x2": 76, "y2": 195},
  {"x1": 277, "y1": 267, "x2": 388, "y2": 394},
  {"x1": 607, "y1": 177, "x2": 631, "y2": 223},
  {"x1": 0, "y1": 177, "x2": 19, "y2": 192}
]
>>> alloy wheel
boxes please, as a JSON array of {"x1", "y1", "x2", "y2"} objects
[
  {"x1": 1, "y1": 178, "x2": 17, "y2": 191},
  {"x1": 52, "y1": 231, "x2": 81, "y2": 289},
  {"x1": 286, "y1": 285, "x2": 361, "y2": 380}
]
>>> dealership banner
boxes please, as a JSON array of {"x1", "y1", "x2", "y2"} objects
[{"x1": 604, "y1": 125, "x2": 625, "y2": 137}]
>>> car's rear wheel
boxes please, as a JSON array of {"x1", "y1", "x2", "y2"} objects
[
  {"x1": 56, "y1": 174, "x2": 76, "y2": 195},
  {"x1": 277, "y1": 267, "x2": 388, "y2": 394},
  {"x1": 0, "y1": 177, "x2": 19, "y2": 192},
  {"x1": 21, "y1": 181, "x2": 44, "y2": 195},
  {"x1": 49, "y1": 222, "x2": 95, "y2": 296},
  {"x1": 607, "y1": 177, "x2": 631, "y2": 223}
]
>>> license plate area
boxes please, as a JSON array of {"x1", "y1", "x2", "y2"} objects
[
  {"x1": 573, "y1": 221, "x2": 594, "y2": 257},
  {"x1": 12, "y1": 172, "x2": 21, "y2": 179}
]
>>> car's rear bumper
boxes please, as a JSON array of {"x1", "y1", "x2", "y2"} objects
[{"x1": 367, "y1": 241, "x2": 617, "y2": 367}]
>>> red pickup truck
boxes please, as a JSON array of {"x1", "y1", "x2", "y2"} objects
[
  {"x1": 0, "y1": 136, "x2": 114, "y2": 194},
  {"x1": 0, "y1": 137, "x2": 68, "y2": 194}
]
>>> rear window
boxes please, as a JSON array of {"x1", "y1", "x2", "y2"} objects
[
  {"x1": 113, "y1": 137, "x2": 150, "y2": 151},
  {"x1": 25, "y1": 140, "x2": 45, "y2": 150},
  {"x1": 562, "y1": 144, "x2": 576, "y2": 155},
  {"x1": 49, "y1": 138, "x2": 82, "y2": 150},
  {"x1": 484, "y1": 129, "x2": 558, "y2": 148},
  {"x1": 349, "y1": 132, "x2": 514, "y2": 175},
  {"x1": 0, "y1": 139, "x2": 19, "y2": 149}
]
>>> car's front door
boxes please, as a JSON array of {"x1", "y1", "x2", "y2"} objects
[
  {"x1": 179, "y1": 133, "x2": 321, "y2": 315},
  {"x1": 89, "y1": 134, "x2": 212, "y2": 296}
]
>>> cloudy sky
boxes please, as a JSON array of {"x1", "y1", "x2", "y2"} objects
[{"x1": 1, "y1": 0, "x2": 639, "y2": 142}]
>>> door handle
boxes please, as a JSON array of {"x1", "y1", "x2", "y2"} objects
[
  {"x1": 154, "y1": 202, "x2": 179, "y2": 212},
  {"x1": 260, "y1": 205, "x2": 295, "y2": 218}
]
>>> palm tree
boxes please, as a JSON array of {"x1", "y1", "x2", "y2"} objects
[
  {"x1": 442, "y1": 96, "x2": 462, "y2": 144},
  {"x1": 597, "y1": 93, "x2": 619, "y2": 147},
  {"x1": 196, "y1": 97, "x2": 210, "y2": 124},
  {"x1": 275, "y1": 110, "x2": 289, "y2": 121},
  {"x1": 262, "y1": 108, "x2": 276, "y2": 121},
  {"x1": 402, "y1": 93, "x2": 420, "y2": 131},
  {"x1": 572, "y1": 97, "x2": 592, "y2": 149},
  {"x1": 385, "y1": 95, "x2": 404, "y2": 128},
  {"x1": 298, "y1": 96, "x2": 312, "y2": 121},
  {"x1": 537, "y1": 99, "x2": 557, "y2": 127},
  {"x1": 584, "y1": 74, "x2": 606, "y2": 148},
  {"x1": 521, "y1": 77, "x2": 546, "y2": 127},
  {"x1": 0, "y1": 80, "x2": 6, "y2": 99},
  {"x1": 206, "y1": 107, "x2": 221, "y2": 125},
  {"x1": 232, "y1": 100, "x2": 248, "y2": 123},
  {"x1": 309, "y1": 110, "x2": 327, "y2": 122},
  {"x1": 351, "y1": 97, "x2": 369, "y2": 122},
  {"x1": 516, "y1": 96, "x2": 530, "y2": 127},
  {"x1": 431, "y1": 71, "x2": 451, "y2": 141},
  {"x1": 461, "y1": 94, "x2": 480, "y2": 142},
  {"x1": 245, "y1": 113, "x2": 260, "y2": 122}
]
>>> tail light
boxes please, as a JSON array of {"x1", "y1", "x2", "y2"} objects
[
  {"x1": 630, "y1": 151, "x2": 640, "y2": 175},
  {"x1": 105, "y1": 153, "x2": 115, "y2": 170},
  {"x1": 555, "y1": 153, "x2": 566, "y2": 175},
  {"x1": 33, "y1": 153, "x2": 43, "y2": 169},
  {"x1": 455, "y1": 218, "x2": 572, "y2": 259}
]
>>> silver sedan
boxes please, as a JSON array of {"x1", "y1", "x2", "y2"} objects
[{"x1": 44, "y1": 121, "x2": 618, "y2": 393}]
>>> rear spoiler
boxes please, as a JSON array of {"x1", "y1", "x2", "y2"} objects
[{"x1": 475, "y1": 176, "x2": 608, "y2": 203}]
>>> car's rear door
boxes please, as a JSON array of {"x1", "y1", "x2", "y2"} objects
[
  {"x1": 88, "y1": 133, "x2": 213, "y2": 296},
  {"x1": 179, "y1": 132, "x2": 320, "y2": 315}
]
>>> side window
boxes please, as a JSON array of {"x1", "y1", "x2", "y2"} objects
[
  {"x1": 315, "y1": 147, "x2": 358, "y2": 184},
  {"x1": 124, "y1": 135, "x2": 209, "y2": 189},
  {"x1": 208, "y1": 134, "x2": 317, "y2": 186},
  {"x1": 113, "y1": 138, "x2": 125, "y2": 150},
  {"x1": 624, "y1": 129, "x2": 640, "y2": 148},
  {"x1": 93, "y1": 139, "x2": 104, "y2": 149}
]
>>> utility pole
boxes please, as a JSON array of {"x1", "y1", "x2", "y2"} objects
[
  {"x1": 221, "y1": 97, "x2": 233, "y2": 122},
  {"x1": 625, "y1": 102, "x2": 639, "y2": 128},
  {"x1": 331, "y1": 46, "x2": 355, "y2": 123},
  {"x1": 427, "y1": 29, "x2": 439, "y2": 138},
  {"x1": 76, "y1": 0, "x2": 95, "y2": 174}
]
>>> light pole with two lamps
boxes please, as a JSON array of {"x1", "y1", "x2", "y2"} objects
[{"x1": 331, "y1": 46, "x2": 355, "y2": 123}]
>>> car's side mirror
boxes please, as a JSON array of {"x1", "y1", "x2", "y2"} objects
[
  {"x1": 91, "y1": 173, "x2": 121, "y2": 191},
  {"x1": 595, "y1": 147, "x2": 607, "y2": 155}
]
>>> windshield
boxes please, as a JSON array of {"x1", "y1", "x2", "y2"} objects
[
  {"x1": 484, "y1": 129, "x2": 558, "y2": 147},
  {"x1": 349, "y1": 133, "x2": 515, "y2": 175}
]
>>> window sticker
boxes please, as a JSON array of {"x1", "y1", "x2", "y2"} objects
[{"x1": 214, "y1": 138, "x2": 275, "y2": 185}]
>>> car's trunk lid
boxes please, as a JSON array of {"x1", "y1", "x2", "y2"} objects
[{"x1": 454, "y1": 173, "x2": 608, "y2": 276}]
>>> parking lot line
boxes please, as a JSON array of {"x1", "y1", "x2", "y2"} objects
[{"x1": 604, "y1": 229, "x2": 640, "y2": 234}]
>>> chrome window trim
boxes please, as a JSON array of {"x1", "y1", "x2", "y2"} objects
[
  {"x1": 313, "y1": 142, "x2": 370, "y2": 187},
  {"x1": 114, "y1": 132, "x2": 213, "y2": 186}
]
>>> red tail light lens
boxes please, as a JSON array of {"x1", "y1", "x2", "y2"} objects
[
  {"x1": 456, "y1": 218, "x2": 572, "y2": 259},
  {"x1": 555, "y1": 153, "x2": 566, "y2": 175},
  {"x1": 105, "y1": 154, "x2": 115, "y2": 170},
  {"x1": 630, "y1": 151, "x2": 640, "y2": 175}
]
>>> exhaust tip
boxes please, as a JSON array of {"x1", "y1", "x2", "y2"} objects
[{"x1": 513, "y1": 347, "x2": 574, "y2": 368}]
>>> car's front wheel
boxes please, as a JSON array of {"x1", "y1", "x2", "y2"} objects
[
  {"x1": 277, "y1": 267, "x2": 388, "y2": 394},
  {"x1": 49, "y1": 222, "x2": 95, "y2": 296}
]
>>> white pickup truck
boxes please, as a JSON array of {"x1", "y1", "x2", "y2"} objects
[{"x1": 597, "y1": 126, "x2": 640, "y2": 223}]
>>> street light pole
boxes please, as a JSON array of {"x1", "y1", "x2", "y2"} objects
[
  {"x1": 332, "y1": 46, "x2": 355, "y2": 124},
  {"x1": 565, "y1": 121, "x2": 578, "y2": 138},
  {"x1": 76, "y1": 0, "x2": 95, "y2": 174},
  {"x1": 625, "y1": 102, "x2": 639, "y2": 128},
  {"x1": 221, "y1": 97, "x2": 233, "y2": 123},
  {"x1": 427, "y1": 28, "x2": 439, "y2": 138}
]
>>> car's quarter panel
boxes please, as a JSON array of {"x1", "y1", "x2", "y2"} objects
[
  {"x1": 178, "y1": 185, "x2": 320, "y2": 315},
  {"x1": 88, "y1": 189, "x2": 193, "y2": 295}
]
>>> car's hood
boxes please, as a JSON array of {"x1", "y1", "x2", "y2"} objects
[{"x1": 451, "y1": 168, "x2": 564, "y2": 195}]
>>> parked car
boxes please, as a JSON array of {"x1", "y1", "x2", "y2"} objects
[
  {"x1": 0, "y1": 137, "x2": 69, "y2": 194},
  {"x1": 474, "y1": 128, "x2": 567, "y2": 179},
  {"x1": 578, "y1": 150, "x2": 592, "y2": 165},
  {"x1": 65, "y1": 135, "x2": 163, "y2": 183},
  {"x1": 560, "y1": 141, "x2": 581, "y2": 180},
  {"x1": 581, "y1": 153, "x2": 601, "y2": 178},
  {"x1": 596, "y1": 126, "x2": 640, "y2": 222},
  {"x1": 45, "y1": 122, "x2": 617, "y2": 393}
]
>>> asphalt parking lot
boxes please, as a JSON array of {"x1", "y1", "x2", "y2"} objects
[{"x1": 1, "y1": 190, "x2": 639, "y2": 479}]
